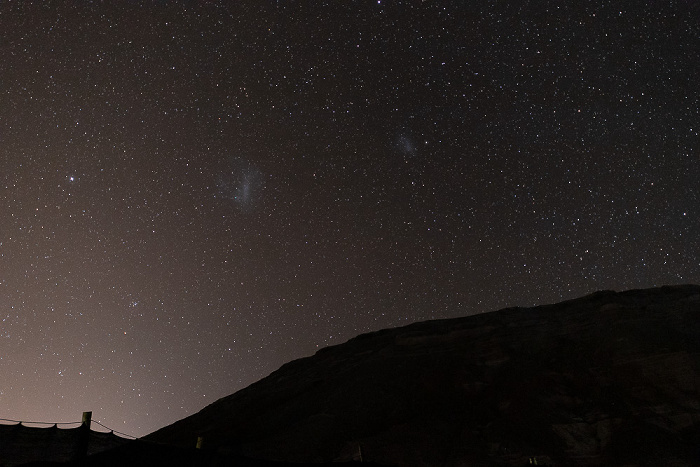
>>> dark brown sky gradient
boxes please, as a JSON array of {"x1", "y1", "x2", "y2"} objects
[{"x1": 1, "y1": 0, "x2": 698, "y2": 436}]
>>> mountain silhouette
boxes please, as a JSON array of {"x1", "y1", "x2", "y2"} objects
[{"x1": 143, "y1": 285, "x2": 700, "y2": 466}]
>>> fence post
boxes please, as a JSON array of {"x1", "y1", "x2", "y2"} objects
[
  {"x1": 78, "y1": 411, "x2": 93, "y2": 461},
  {"x1": 82, "y1": 412, "x2": 92, "y2": 429}
]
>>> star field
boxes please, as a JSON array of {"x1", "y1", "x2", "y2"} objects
[{"x1": 1, "y1": 1, "x2": 698, "y2": 437}]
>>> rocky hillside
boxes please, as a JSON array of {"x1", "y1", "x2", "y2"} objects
[{"x1": 147, "y1": 285, "x2": 700, "y2": 466}]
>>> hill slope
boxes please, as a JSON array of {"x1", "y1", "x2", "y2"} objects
[{"x1": 147, "y1": 285, "x2": 700, "y2": 466}]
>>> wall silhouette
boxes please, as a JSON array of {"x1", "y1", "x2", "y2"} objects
[{"x1": 0, "y1": 419, "x2": 133, "y2": 467}]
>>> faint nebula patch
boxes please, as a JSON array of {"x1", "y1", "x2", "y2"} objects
[
  {"x1": 215, "y1": 157, "x2": 265, "y2": 211},
  {"x1": 395, "y1": 134, "x2": 417, "y2": 157}
]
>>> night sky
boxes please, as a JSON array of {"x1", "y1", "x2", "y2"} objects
[{"x1": 1, "y1": 1, "x2": 698, "y2": 437}]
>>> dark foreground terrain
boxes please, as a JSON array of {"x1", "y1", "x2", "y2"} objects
[
  {"x1": 5, "y1": 285, "x2": 700, "y2": 466},
  {"x1": 145, "y1": 285, "x2": 700, "y2": 466}
]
